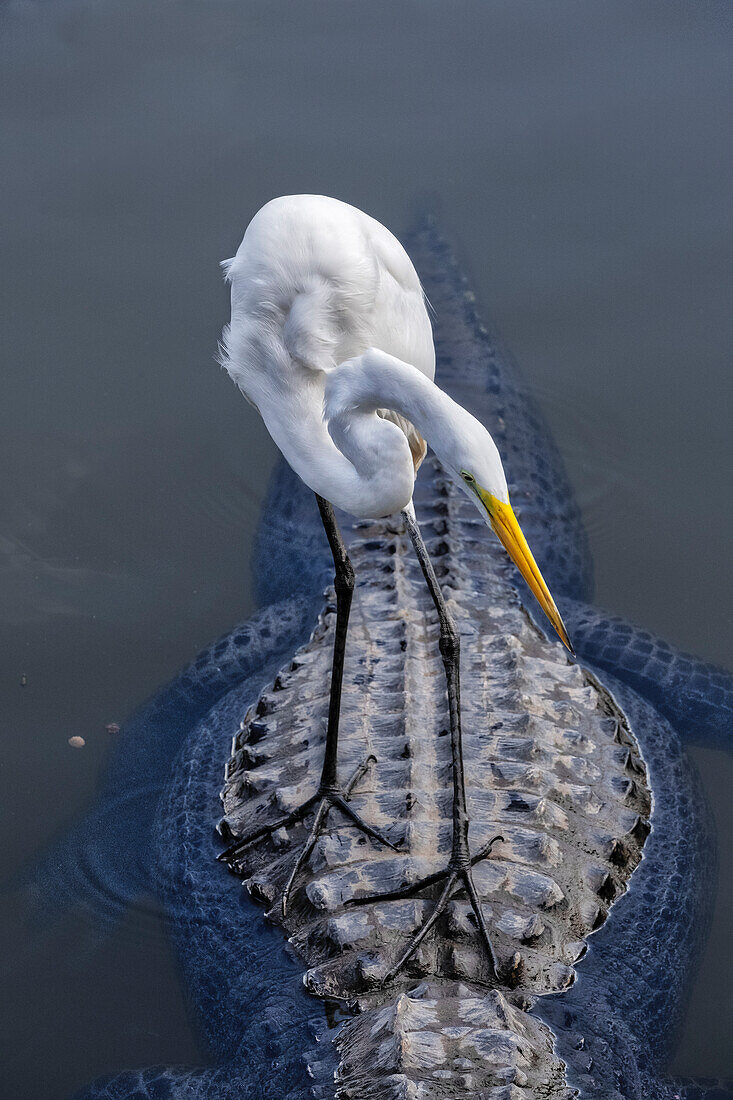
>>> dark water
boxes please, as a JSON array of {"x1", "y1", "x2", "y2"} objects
[{"x1": 1, "y1": 2, "x2": 731, "y2": 1096}]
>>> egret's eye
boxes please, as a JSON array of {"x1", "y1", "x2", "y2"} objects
[{"x1": 460, "y1": 471, "x2": 476, "y2": 485}]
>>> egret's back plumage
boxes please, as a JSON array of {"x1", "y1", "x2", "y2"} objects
[{"x1": 220, "y1": 195, "x2": 434, "y2": 506}]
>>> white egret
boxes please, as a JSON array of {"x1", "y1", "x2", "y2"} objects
[{"x1": 217, "y1": 195, "x2": 572, "y2": 981}]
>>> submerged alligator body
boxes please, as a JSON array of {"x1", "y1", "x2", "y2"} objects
[{"x1": 63, "y1": 223, "x2": 732, "y2": 1100}]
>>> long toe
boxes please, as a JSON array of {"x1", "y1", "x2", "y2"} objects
[
  {"x1": 265, "y1": 786, "x2": 399, "y2": 915},
  {"x1": 382, "y1": 873, "x2": 460, "y2": 985},
  {"x1": 332, "y1": 795, "x2": 401, "y2": 851},
  {"x1": 217, "y1": 796, "x2": 318, "y2": 863},
  {"x1": 462, "y1": 868, "x2": 499, "y2": 978},
  {"x1": 346, "y1": 866, "x2": 449, "y2": 908},
  {"x1": 281, "y1": 798, "x2": 332, "y2": 916}
]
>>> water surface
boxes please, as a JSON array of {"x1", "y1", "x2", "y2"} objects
[{"x1": 1, "y1": 2, "x2": 731, "y2": 1095}]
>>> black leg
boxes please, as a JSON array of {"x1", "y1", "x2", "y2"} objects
[
  {"x1": 315, "y1": 495, "x2": 356, "y2": 792},
  {"x1": 403, "y1": 505, "x2": 470, "y2": 869},
  {"x1": 219, "y1": 494, "x2": 398, "y2": 914},
  {"x1": 347, "y1": 506, "x2": 504, "y2": 983}
]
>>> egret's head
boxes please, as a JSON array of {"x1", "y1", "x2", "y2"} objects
[{"x1": 444, "y1": 414, "x2": 573, "y2": 654}]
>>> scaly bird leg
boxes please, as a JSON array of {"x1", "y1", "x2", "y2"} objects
[
  {"x1": 345, "y1": 505, "x2": 504, "y2": 984},
  {"x1": 218, "y1": 495, "x2": 398, "y2": 914}
]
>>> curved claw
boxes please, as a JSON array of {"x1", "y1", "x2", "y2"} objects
[
  {"x1": 343, "y1": 754, "x2": 377, "y2": 798},
  {"x1": 472, "y1": 835, "x2": 505, "y2": 862}
]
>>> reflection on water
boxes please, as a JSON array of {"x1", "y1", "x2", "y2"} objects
[
  {"x1": 0, "y1": 891, "x2": 200, "y2": 1098},
  {"x1": 524, "y1": 377, "x2": 632, "y2": 554},
  {"x1": 1, "y1": 1, "x2": 731, "y2": 1096}
]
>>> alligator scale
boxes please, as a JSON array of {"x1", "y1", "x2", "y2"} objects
[{"x1": 217, "y1": 459, "x2": 652, "y2": 1098}]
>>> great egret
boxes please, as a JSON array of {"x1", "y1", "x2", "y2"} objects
[{"x1": 217, "y1": 195, "x2": 572, "y2": 982}]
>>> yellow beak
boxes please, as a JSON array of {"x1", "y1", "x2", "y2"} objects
[{"x1": 478, "y1": 490, "x2": 574, "y2": 655}]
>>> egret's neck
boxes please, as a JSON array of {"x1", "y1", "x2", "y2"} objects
[{"x1": 325, "y1": 348, "x2": 471, "y2": 480}]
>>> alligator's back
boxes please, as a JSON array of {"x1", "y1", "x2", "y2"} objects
[{"x1": 218, "y1": 458, "x2": 651, "y2": 1098}]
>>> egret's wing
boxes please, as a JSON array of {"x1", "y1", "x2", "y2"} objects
[{"x1": 221, "y1": 195, "x2": 435, "y2": 464}]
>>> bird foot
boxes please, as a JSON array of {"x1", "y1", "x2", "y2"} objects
[
  {"x1": 346, "y1": 835, "x2": 504, "y2": 984},
  {"x1": 218, "y1": 755, "x2": 400, "y2": 915}
]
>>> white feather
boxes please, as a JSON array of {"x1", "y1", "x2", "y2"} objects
[{"x1": 220, "y1": 195, "x2": 507, "y2": 518}]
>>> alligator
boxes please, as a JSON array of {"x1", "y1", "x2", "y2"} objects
[
  {"x1": 52, "y1": 222, "x2": 732, "y2": 1099},
  {"x1": 217, "y1": 448, "x2": 655, "y2": 1099}
]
